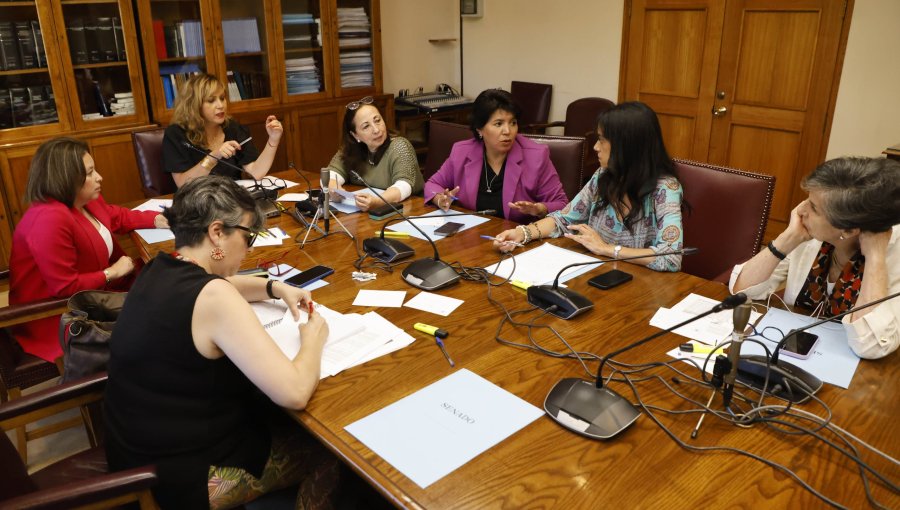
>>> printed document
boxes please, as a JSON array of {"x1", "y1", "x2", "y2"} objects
[{"x1": 482, "y1": 243, "x2": 603, "y2": 285}]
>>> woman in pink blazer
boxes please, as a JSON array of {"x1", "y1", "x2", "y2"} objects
[
  {"x1": 9, "y1": 137, "x2": 167, "y2": 362},
  {"x1": 424, "y1": 89, "x2": 568, "y2": 224}
]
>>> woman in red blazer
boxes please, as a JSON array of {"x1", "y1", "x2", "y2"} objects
[{"x1": 9, "y1": 137, "x2": 167, "y2": 362}]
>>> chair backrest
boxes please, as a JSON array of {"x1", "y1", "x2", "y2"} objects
[
  {"x1": 523, "y1": 134, "x2": 587, "y2": 201},
  {"x1": 132, "y1": 128, "x2": 175, "y2": 198},
  {"x1": 563, "y1": 97, "x2": 616, "y2": 138},
  {"x1": 675, "y1": 159, "x2": 775, "y2": 281},
  {"x1": 510, "y1": 81, "x2": 552, "y2": 129},
  {"x1": 422, "y1": 120, "x2": 472, "y2": 181}
]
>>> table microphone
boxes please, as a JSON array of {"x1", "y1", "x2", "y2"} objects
[
  {"x1": 721, "y1": 303, "x2": 751, "y2": 407},
  {"x1": 528, "y1": 247, "x2": 699, "y2": 319},
  {"x1": 365, "y1": 209, "x2": 496, "y2": 263},
  {"x1": 319, "y1": 169, "x2": 330, "y2": 232},
  {"x1": 544, "y1": 292, "x2": 748, "y2": 440},
  {"x1": 736, "y1": 289, "x2": 900, "y2": 403}
]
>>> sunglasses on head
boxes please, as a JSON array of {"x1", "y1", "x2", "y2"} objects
[{"x1": 345, "y1": 96, "x2": 374, "y2": 110}]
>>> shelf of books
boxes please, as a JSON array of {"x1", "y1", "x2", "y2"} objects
[
  {"x1": 332, "y1": 0, "x2": 378, "y2": 97},
  {"x1": 216, "y1": 0, "x2": 277, "y2": 111},
  {"x1": 276, "y1": 0, "x2": 331, "y2": 102},
  {"x1": 0, "y1": 2, "x2": 70, "y2": 138},
  {"x1": 52, "y1": 0, "x2": 148, "y2": 130}
]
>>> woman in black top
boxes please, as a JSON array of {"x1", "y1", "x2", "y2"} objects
[
  {"x1": 161, "y1": 73, "x2": 283, "y2": 187},
  {"x1": 105, "y1": 176, "x2": 337, "y2": 508}
]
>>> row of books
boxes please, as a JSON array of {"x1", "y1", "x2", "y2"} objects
[
  {"x1": 225, "y1": 70, "x2": 268, "y2": 100},
  {"x1": 151, "y1": 20, "x2": 205, "y2": 60},
  {"x1": 222, "y1": 18, "x2": 262, "y2": 55},
  {"x1": 66, "y1": 18, "x2": 127, "y2": 65},
  {"x1": 0, "y1": 20, "x2": 47, "y2": 71},
  {"x1": 337, "y1": 8, "x2": 372, "y2": 88},
  {"x1": 0, "y1": 86, "x2": 58, "y2": 129},
  {"x1": 160, "y1": 62, "x2": 202, "y2": 108},
  {"x1": 283, "y1": 13, "x2": 322, "y2": 49},
  {"x1": 286, "y1": 56, "x2": 322, "y2": 95}
]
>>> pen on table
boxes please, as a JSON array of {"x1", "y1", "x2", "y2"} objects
[
  {"x1": 414, "y1": 323, "x2": 454, "y2": 367},
  {"x1": 479, "y1": 234, "x2": 524, "y2": 247},
  {"x1": 375, "y1": 230, "x2": 410, "y2": 238},
  {"x1": 239, "y1": 136, "x2": 252, "y2": 146}
]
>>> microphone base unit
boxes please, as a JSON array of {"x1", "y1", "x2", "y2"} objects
[
  {"x1": 735, "y1": 355, "x2": 823, "y2": 404},
  {"x1": 401, "y1": 258, "x2": 460, "y2": 291},
  {"x1": 544, "y1": 378, "x2": 641, "y2": 440},
  {"x1": 527, "y1": 285, "x2": 594, "y2": 319},
  {"x1": 362, "y1": 237, "x2": 415, "y2": 263}
]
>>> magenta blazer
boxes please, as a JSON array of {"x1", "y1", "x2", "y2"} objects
[{"x1": 424, "y1": 135, "x2": 568, "y2": 224}]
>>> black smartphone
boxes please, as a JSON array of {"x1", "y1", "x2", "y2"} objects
[
  {"x1": 587, "y1": 269, "x2": 633, "y2": 290},
  {"x1": 284, "y1": 265, "x2": 334, "y2": 288},
  {"x1": 368, "y1": 202, "x2": 401, "y2": 220},
  {"x1": 780, "y1": 331, "x2": 820, "y2": 360},
  {"x1": 433, "y1": 221, "x2": 464, "y2": 236}
]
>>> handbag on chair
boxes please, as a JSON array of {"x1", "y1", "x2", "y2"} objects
[{"x1": 58, "y1": 290, "x2": 127, "y2": 383}]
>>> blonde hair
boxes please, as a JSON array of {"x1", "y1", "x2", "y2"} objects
[{"x1": 171, "y1": 74, "x2": 231, "y2": 147}]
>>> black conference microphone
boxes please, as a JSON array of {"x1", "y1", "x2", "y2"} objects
[
  {"x1": 544, "y1": 293, "x2": 749, "y2": 440},
  {"x1": 364, "y1": 208, "x2": 497, "y2": 263},
  {"x1": 721, "y1": 303, "x2": 752, "y2": 407},
  {"x1": 350, "y1": 171, "x2": 490, "y2": 290},
  {"x1": 736, "y1": 289, "x2": 900, "y2": 403},
  {"x1": 528, "y1": 247, "x2": 699, "y2": 320}
]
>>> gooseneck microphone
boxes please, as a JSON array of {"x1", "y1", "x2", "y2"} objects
[
  {"x1": 736, "y1": 289, "x2": 900, "y2": 403},
  {"x1": 528, "y1": 247, "x2": 699, "y2": 320},
  {"x1": 182, "y1": 141, "x2": 246, "y2": 176},
  {"x1": 363, "y1": 209, "x2": 497, "y2": 263},
  {"x1": 319, "y1": 169, "x2": 330, "y2": 233},
  {"x1": 544, "y1": 293, "x2": 748, "y2": 440},
  {"x1": 721, "y1": 303, "x2": 752, "y2": 407}
]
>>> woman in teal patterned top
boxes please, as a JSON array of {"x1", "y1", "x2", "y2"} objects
[{"x1": 494, "y1": 101, "x2": 684, "y2": 272}]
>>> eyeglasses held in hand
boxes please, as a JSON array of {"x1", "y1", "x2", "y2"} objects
[{"x1": 345, "y1": 96, "x2": 374, "y2": 110}]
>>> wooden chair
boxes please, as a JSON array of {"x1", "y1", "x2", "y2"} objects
[
  {"x1": 510, "y1": 81, "x2": 553, "y2": 133},
  {"x1": 675, "y1": 159, "x2": 775, "y2": 282},
  {"x1": 0, "y1": 270, "x2": 76, "y2": 464},
  {"x1": 0, "y1": 372, "x2": 158, "y2": 509},
  {"x1": 132, "y1": 128, "x2": 176, "y2": 198}
]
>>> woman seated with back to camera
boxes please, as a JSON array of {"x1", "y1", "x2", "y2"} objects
[
  {"x1": 730, "y1": 157, "x2": 900, "y2": 359},
  {"x1": 325, "y1": 96, "x2": 423, "y2": 211},
  {"x1": 425, "y1": 88, "x2": 568, "y2": 223},
  {"x1": 9, "y1": 137, "x2": 167, "y2": 363},
  {"x1": 105, "y1": 176, "x2": 339, "y2": 508},
  {"x1": 494, "y1": 101, "x2": 684, "y2": 272},
  {"x1": 162, "y1": 73, "x2": 283, "y2": 187}
]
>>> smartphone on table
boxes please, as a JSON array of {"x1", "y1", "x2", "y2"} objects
[
  {"x1": 779, "y1": 331, "x2": 820, "y2": 359},
  {"x1": 433, "y1": 221, "x2": 464, "y2": 236},
  {"x1": 284, "y1": 265, "x2": 334, "y2": 288},
  {"x1": 587, "y1": 269, "x2": 633, "y2": 290}
]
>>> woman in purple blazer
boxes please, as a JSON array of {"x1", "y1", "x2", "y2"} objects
[{"x1": 424, "y1": 89, "x2": 568, "y2": 224}]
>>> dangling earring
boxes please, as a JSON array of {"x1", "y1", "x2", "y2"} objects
[
  {"x1": 211, "y1": 245, "x2": 225, "y2": 261},
  {"x1": 477, "y1": 132, "x2": 483, "y2": 140},
  {"x1": 839, "y1": 234, "x2": 845, "y2": 240}
]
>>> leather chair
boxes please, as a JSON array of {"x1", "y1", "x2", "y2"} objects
[
  {"x1": 527, "y1": 97, "x2": 615, "y2": 177},
  {"x1": 675, "y1": 159, "x2": 775, "y2": 282},
  {"x1": 0, "y1": 269, "x2": 74, "y2": 464},
  {"x1": 522, "y1": 134, "x2": 588, "y2": 201},
  {"x1": 132, "y1": 127, "x2": 176, "y2": 198},
  {"x1": 422, "y1": 120, "x2": 472, "y2": 181},
  {"x1": 0, "y1": 372, "x2": 158, "y2": 508},
  {"x1": 510, "y1": 81, "x2": 552, "y2": 133}
]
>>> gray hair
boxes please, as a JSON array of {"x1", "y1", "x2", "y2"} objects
[
  {"x1": 163, "y1": 175, "x2": 264, "y2": 248},
  {"x1": 802, "y1": 157, "x2": 900, "y2": 233}
]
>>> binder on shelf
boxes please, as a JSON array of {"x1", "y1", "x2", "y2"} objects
[
  {"x1": 232, "y1": 69, "x2": 248, "y2": 99},
  {"x1": 9, "y1": 87, "x2": 29, "y2": 127},
  {"x1": 112, "y1": 17, "x2": 126, "y2": 61},
  {"x1": 0, "y1": 89, "x2": 12, "y2": 129},
  {"x1": 0, "y1": 21, "x2": 20, "y2": 71},
  {"x1": 84, "y1": 19, "x2": 101, "y2": 63},
  {"x1": 67, "y1": 18, "x2": 89, "y2": 65},
  {"x1": 95, "y1": 18, "x2": 117, "y2": 62},
  {"x1": 152, "y1": 19, "x2": 167, "y2": 60},
  {"x1": 226, "y1": 71, "x2": 243, "y2": 101},
  {"x1": 30, "y1": 20, "x2": 47, "y2": 68},
  {"x1": 163, "y1": 25, "x2": 179, "y2": 58},
  {"x1": 15, "y1": 21, "x2": 37, "y2": 69}
]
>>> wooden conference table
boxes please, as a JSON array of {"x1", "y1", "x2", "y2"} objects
[{"x1": 133, "y1": 173, "x2": 898, "y2": 509}]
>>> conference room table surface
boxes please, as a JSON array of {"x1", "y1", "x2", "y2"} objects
[{"x1": 132, "y1": 174, "x2": 898, "y2": 509}]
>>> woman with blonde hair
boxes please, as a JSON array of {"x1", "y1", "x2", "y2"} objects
[{"x1": 162, "y1": 73, "x2": 283, "y2": 187}]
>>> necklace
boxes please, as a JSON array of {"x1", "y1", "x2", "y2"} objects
[{"x1": 483, "y1": 155, "x2": 501, "y2": 193}]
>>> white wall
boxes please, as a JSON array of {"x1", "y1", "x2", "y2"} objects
[
  {"x1": 381, "y1": 0, "x2": 900, "y2": 155},
  {"x1": 825, "y1": 0, "x2": 900, "y2": 159}
]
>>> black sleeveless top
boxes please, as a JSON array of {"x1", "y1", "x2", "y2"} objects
[{"x1": 104, "y1": 252, "x2": 270, "y2": 509}]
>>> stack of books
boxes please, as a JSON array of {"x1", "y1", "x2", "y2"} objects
[
  {"x1": 1, "y1": 86, "x2": 58, "y2": 127},
  {"x1": 285, "y1": 57, "x2": 321, "y2": 95},
  {"x1": 153, "y1": 20, "x2": 205, "y2": 59},
  {"x1": 336, "y1": 7, "x2": 373, "y2": 88},
  {"x1": 159, "y1": 62, "x2": 202, "y2": 108},
  {"x1": 109, "y1": 91, "x2": 134, "y2": 116}
]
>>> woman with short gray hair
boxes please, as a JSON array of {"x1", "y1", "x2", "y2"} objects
[{"x1": 731, "y1": 157, "x2": 900, "y2": 359}]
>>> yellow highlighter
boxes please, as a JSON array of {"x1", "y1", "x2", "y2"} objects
[
  {"x1": 414, "y1": 323, "x2": 449, "y2": 339},
  {"x1": 679, "y1": 343, "x2": 726, "y2": 356},
  {"x1": 375, "y1": 230, "x2": 410, "y2": 238},
  {"x1": 510, "y1": 279, "x2": 532, "y2": 290}
]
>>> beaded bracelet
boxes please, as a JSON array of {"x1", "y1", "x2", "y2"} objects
[
  {"x1": 517, "y1": 225, "x2": 531, "y2": 244},
  {"x1": 529, "y1": 222, "x2": 542, "y2": 240}
]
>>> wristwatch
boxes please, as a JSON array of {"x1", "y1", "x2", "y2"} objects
[{"x1": 613, "y1": 245, "x2": 622, "y2": 259}]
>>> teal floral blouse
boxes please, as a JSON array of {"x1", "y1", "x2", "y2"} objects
[{"x1": 547, "y1": 169, "x2": 684, "y2": 272}]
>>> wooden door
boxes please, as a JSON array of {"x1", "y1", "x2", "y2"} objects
[{"x1": 621, "y1": 0, "x2": 851, "y2": 239}]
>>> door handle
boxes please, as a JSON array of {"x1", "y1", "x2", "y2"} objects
[{"x1": 712, "y1": 105, "x2": 728, "y2": 117}]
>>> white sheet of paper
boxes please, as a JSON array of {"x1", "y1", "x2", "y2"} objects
[
  {"x1": 403, "y1": 291, "x2": 463, "y2": 316},
  {"x1": 131, "y1": 199, "x2": 174, "y2": 244},
  {"x1": 266, "y1": 305, "x2": 365, "y2": 359},
  {"x1": 277, "y1": 192, "x2": 309, "y2": 202},
  {"x1": 250, "y1": 229, "x2": 285, "y2": 247},
  {"x1": 131, "y1": 198, "x2": 172, "y2": 212},
  {"x1": 345, "y1": 369, "x2": 543, "y2": 488},
  {"x1": 353, "y1": 290, "x2": 407, "y2": 308},
  {"x1": 649, "y1": 293, "x2": 762, "y2": 344},
  {"x1": 483, "y1": 243, "x2": 603, "y2": 285},
  {"x1": 386, "y1": 209, "x2": 490, "y2": 241}
]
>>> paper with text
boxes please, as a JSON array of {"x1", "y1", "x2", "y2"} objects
[{"x1": 482, "y1": 243, "x2": 603, "y2": 285}]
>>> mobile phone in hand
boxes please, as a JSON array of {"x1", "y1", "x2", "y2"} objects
[
  {"x1": 433, "y1": 221, "x2": 464, "y2": 236},
  {"x1": 284, "y1": 265, "x2": 334, "y2": 288}
]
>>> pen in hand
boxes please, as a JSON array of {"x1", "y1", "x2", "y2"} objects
[{"x1": 239, "y1": 136, "x2": 253, "y2": 146}]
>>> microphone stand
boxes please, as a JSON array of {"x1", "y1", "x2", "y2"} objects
[
  {"x1": 299, "y1": 169, "x2": 353, "y2": 247},
  {"x1": 528, "y1": 247, "x2": 699, "y2": 319},
  {"x1": 544, "y1": 293, "x2": 748, "y2": 440}
]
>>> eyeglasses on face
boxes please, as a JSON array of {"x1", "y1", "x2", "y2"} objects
[
  {"x1": 227, "y1": 224, "x2": 259, "y2": 247},
  {"x1": 345, "y1": 96, "x2": 374, "y2": 110}
]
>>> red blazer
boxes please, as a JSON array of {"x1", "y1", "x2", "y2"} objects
[{"x1": 9, "y1": 196, "x2": 158, "y2": 362}]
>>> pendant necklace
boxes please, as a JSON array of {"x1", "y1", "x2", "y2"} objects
[{"x1": 483, "y1": 153, "x2": 500, "y2": 193}]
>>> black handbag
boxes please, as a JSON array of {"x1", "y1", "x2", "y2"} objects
[{"x1": 58, "y1": 290, "x2": 127, "y2": 383}]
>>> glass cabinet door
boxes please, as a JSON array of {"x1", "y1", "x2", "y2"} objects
[
  {"x1": 0, "y1": 1, "x2": 66, "y2": 135},
  {"x1": 218, "y1": 0, "x2": 275, "y2": 105},
  {"x1": 333, "y1": 0, "x2": 375, "y2": 95},
  {"x1": 54, "y1": 0, "x2": 145, "y2": 128},
  {"x1": 279, "y1": 0, "x2": 329, "y2": 99}
]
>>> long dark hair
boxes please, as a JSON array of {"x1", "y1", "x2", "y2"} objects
[
  {"x1": 339, "y1": 104, "x2": 392, "y2": 172},
  {"x1": 596, "y1": 102, "x2": 677, "y2": 230}
]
